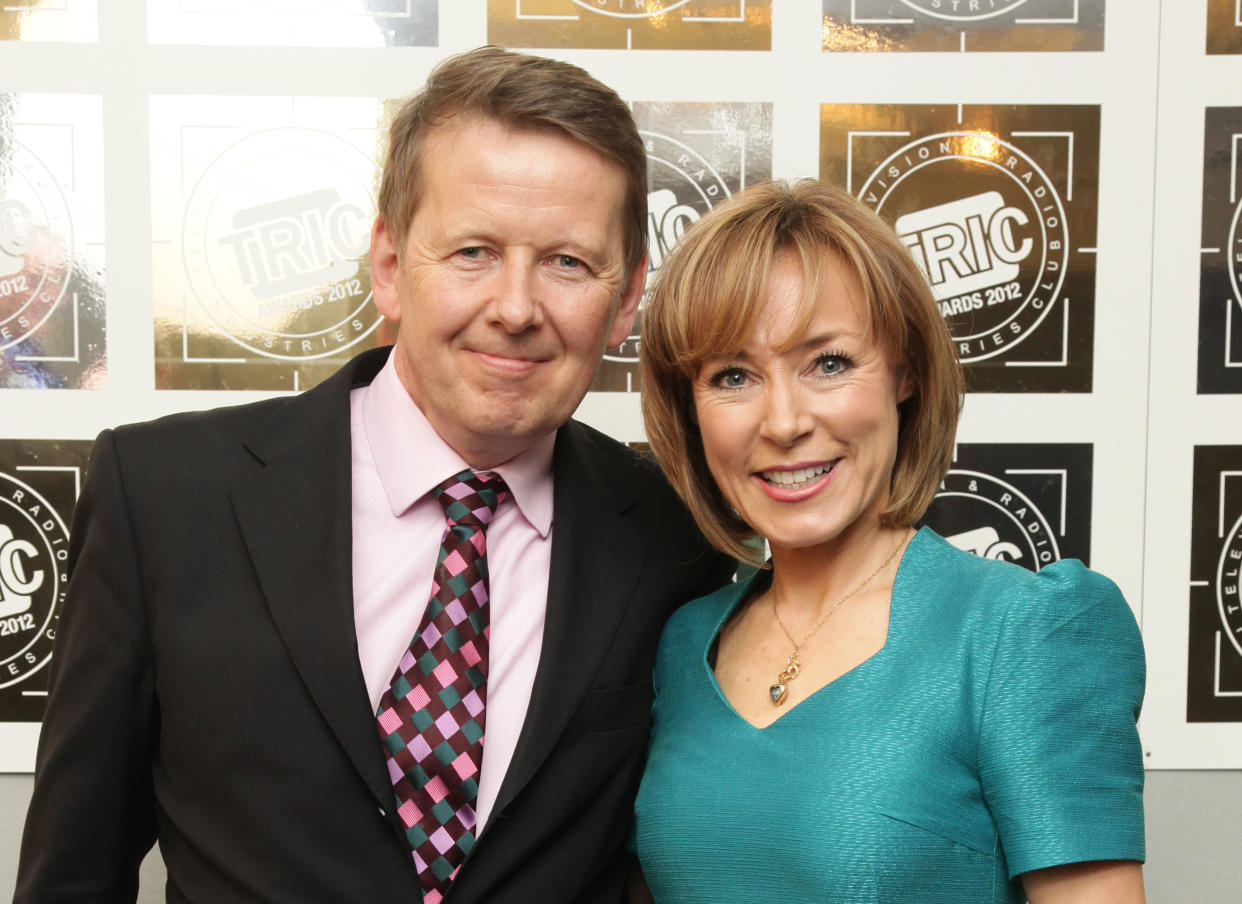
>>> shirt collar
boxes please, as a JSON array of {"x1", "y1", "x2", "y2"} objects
[{"x1": 361, "y1": 354, "x2": 555, "y2": 537}]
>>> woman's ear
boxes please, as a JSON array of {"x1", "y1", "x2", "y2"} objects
[{"x1": 895, "y1": 362, "x2": 914, "y2": 404}]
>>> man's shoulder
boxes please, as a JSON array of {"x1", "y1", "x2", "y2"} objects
[
  {"x1": 107, "y1": 386, "x2": 326, "y2": 466},
  {"x1": 114, "y1": 393, "x2": 293, "y2": 440},
  {"x1": 103, "y1": 347, "x2": 386, "y2": 468},
  {"x1": 555, "y1": 419, "x2": 733, "y2": 586},
  {"x1": 554, "y1": 420, "x2": 671, "y2": 497},
  {"x1": 556, "y1": 419, "x2": 647, "y2": 466},
  {"x1": 554, "y1": 420, "x2": 723, "y2": 558},
  {"x1": 91, "y1": 395, "x2": 315, "y2": 497}
]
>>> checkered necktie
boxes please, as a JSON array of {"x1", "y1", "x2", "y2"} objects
[{"x1": 375, "y1": 469, "x2": 508, "y2": 901}]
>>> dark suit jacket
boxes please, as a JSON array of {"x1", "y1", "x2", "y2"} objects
[{"x1": 16, "y1": 347, "x2": 733, "y2": 903}]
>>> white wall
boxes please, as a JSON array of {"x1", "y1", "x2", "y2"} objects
[{"x1": 2, "y1": 0, "x2": 1240, "y2": 898}]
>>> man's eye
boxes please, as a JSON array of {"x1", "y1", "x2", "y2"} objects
[
  {"x1": 555, "y1": 255, "x2": 582, "y2": 269},
  {"x1": 458, "y1": 247, "x2": 483, "y2": 259}
]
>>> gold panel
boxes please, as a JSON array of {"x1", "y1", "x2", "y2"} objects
[
  {"x1": 0, "y1": 0, "x2": 96, "y2": 43},
  {"x1": 0, "y1": 438, "x2": 92, "y2": 721},
  {"x1": 488, "y1": 0, "x2": 771, "y2": 51},
  {"x1": 0, "y1": 94, "x2": 106, "y2": 389},
  {"x1": 148, "y1": 0, "x2": 436, "y2": 47},
  {"x1": 591, "y1": 101, "x2": 772, "y2": 393},
  {"x1": 1207, "y1": 0, "x2": 1242, "y2": 54},
  {"x1": 820, "y1": 103, "x2": 1100, "y2": 392},
  {"x1": 151, "y1": 96, "x2": 389, "y2": 391},
  {"x1": 821, "y1": 0, "x2": 1105, "y2": 52}
]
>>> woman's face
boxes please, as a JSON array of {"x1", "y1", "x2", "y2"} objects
[{"x1": 691, "y1": 250, "x2": 910, "y2": 556}]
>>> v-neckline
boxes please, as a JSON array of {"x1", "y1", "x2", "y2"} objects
[{"x1": 700, "y1": 528, "x2": 920, "y2": 732}]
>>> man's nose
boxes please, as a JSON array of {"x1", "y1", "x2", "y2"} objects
[{"x1": 491, "y1": 258, "x2": 543, "y2": 333}]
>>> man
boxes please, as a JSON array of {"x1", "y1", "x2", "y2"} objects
[{"x1": 16, "y1": 47, "x2": 732, "y2": 903}]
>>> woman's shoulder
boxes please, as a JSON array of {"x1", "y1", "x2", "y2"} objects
[
  {"x1": 908, "y1": 529, "x2": 1143, "y2": 706},
  {"x1": 909, "y1": 527, "x2": 1132, "y2": 624}
]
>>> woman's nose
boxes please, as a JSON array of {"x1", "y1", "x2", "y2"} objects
[{"x1": 758, "y1": 379, "x2": 813, "y2": 447}]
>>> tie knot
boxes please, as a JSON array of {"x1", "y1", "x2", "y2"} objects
[{"x1": 434, "y1": 470, "x2": 508, "y2": 529}]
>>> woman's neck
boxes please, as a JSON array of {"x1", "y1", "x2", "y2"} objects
[{"x1": 766, "y1": 521, "x2": 913, "y2": 621}]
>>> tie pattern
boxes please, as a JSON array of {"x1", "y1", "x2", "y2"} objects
[{"x1": 375, "y1": 470, "x2": 507, "y2": 901}]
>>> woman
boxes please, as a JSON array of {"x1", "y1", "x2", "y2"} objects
[{"x1": 633, "y1": 180, "x2": 1145, "y2": 903}]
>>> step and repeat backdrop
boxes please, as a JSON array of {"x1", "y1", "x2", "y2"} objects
[{"x1": 0, "y1": 1, "x2": 1237, "y2": 769}]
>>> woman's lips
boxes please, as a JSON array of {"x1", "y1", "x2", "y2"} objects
[{"x1": 756, "y1": 461, "x2": 838, "y2": 500}]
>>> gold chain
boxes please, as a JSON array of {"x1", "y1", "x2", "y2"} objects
[{"x1": 768, "y1": 529, "x2": 911, "y2": 706}]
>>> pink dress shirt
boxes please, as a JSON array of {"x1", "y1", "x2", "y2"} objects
[{"x1": 350, "y1": 356, "x2": 555, "y2": 833}]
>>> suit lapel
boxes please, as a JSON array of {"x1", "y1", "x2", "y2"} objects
[
  {"x1": 230, "y1": 347, "x2": 394, "y2": 808},
  {"x1": 490, "y1": 422, "x2": 652, "y2": 818},
  {"x1": 227, "y1": 372, "x2": 655, "y2": 826}
]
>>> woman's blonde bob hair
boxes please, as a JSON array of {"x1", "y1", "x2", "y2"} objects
[{"x1": 640, "y1": 179, "x2": 964, "y2": 565}]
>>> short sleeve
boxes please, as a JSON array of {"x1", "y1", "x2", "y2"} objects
[{"x1": 977, "y1": 559, "x2": 1145, "y2": 878}]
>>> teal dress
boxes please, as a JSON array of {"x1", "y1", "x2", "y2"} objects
[{"x1": 634, "y1": 528, "x2": 1145, "y2": 903}]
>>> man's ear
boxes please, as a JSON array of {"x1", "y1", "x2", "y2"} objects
[
  {"x1": 370, "y1": 218, "x2": 402, "y2": 323},
  {"x1": 605, "y1": 252, "x2": 648, "y2": 349}
]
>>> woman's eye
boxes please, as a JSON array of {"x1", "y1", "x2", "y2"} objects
[
  {"x1": 711, "y1": 368, "x2": 748, "y2": 389},
  {"x1": 815, "y1": 354, "x2": 847, "y2": 376}
]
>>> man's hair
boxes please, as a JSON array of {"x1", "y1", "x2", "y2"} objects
[
  {"x1": 640, "y1": 179, "x2": 964, "y2": 565},
  {"x1": 377, "y1": 46, "x2": 648, "y2": 275}
]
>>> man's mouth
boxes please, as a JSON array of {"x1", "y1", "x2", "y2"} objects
[{"x1": 471, "y1": 349, "x2": 548, "y2": 373}]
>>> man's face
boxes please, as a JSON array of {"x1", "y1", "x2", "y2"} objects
[{"x1": 371, "y1": 116, "x2": 644, "y2": 469}]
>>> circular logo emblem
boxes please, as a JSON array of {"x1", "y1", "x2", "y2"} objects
[
  {"x1": 0, "y1": 473, "x2": 68, "y2": 689},
  {"x1": 898, "y1": 0, "x2": 1030, "y2": 21},
  {"x1": 859, "y1": 132, "x2": 1068, "y2": 362},
  {"x1": 1217, "y1": 511, "x2": 1242, "y2": 660},
  {"x1": 604, "y1": 129, "x2": 731, "y2": 364},
  {"x1": 182, "y1": 127, "x2": 380, "y2": 361},
  {"x1": 1228, "y1": 197, "x2": 1242, "y2": 312},
  {"x1": 569, "y1": 0, "x2": 692, "y2": 18},
  {"x1": 0, "y1": 139, "x2": 73, "y2": 353},
  {"x1": 924, "y1": 469, "x2": 1060, "y2": 571}
]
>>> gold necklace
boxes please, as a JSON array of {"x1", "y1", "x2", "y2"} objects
[{"x1": 768, "y1": 530, "x2": 911, "y2": 706}]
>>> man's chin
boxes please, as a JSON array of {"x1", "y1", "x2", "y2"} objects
[
  {"x1": 468, "y1": 409, "x2": 558, "y2": 444},
  {"x1": 442, "y1": 404, "x2": 564, "y2": 464}
]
